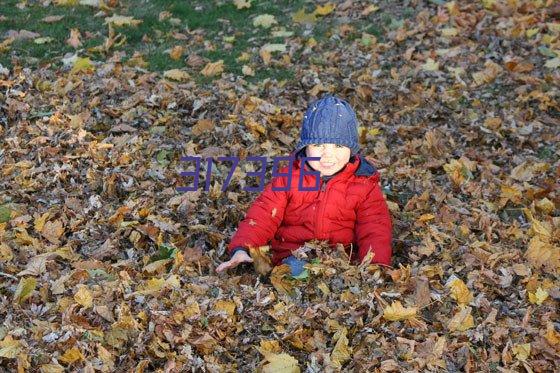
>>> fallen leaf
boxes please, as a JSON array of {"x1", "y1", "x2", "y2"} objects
[
  {"x1": 314, "y1": 3, "x2": 335, "y2": 16},
  {"x1": 270, "y1": 264, "x2": 295, "y2": 295},
  {"x1": 249, "y1": 246, "x2": 273, "y2": 275},
  {"x1": 383, "y1": 301, "x2": 418, "y2": 321},
  {"x1": 253, "y1": 14, "x2": 277, "y2": 28},
  {"x1": 191, "y1": 118, "x2": 214, "y2": 136},
  {"x1": 163, "y1": 69, "x2": 191, "y2": 82},
  {"x1": 233, "y1": 0, "x2": 251, "y2": 9},
  {"x1": 66, "y1": 28, "x2": 82, "y2": 48},
  {"x1": 200, "y1": 60, "x2": 224, "y2": 77},
  {"x1": 13, "y1": 277, "x2": 36, "y2": 304},
  {"x1": 292, "y1": 8, "x2": 317, "y2": 24},
  {"x1": 59, "y1": 347, "x2": 84, "y2": 364},
  {"x1": 448, "y1": 306, "x2": 475, "y2": 332},
  {"x1": 169, "y1": 45, "x2": 184, "y2": 60},
  {"x1": 331, "y1": 327, "x2": 351, "y2": 368},
  {"x1": 74, "y1": 285, "x2": 93, "y2": 308},
  {"x1": 528, "y1": 287, "x2": 549, "y2": 305},
  {"x1": 104, "y1": 15, "x2": 142, "y2": 27},
  {"x1": 512, "y1": 343, "x2": 531, "y2": 362},
  {"x1": 447, "y1": 278, "x2": 473, "y2": 306},
  {"x1": 0, "y1": 335, "x2": 23, "y2": 359},
  {"x1": 258, "y1": 347, "x2": 300, "y2": 373}
]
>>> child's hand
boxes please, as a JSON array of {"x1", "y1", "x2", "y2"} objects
[{"x1": 216, "y1": 250, "x2": 254, "y2": 273}]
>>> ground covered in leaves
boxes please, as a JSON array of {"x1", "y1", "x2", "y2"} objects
[{"x1": 1, "y1": 0, "x2": 559, "y2": 372}]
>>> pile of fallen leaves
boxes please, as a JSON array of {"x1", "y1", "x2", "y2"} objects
[{"x1": 1, "y1": 0, "x2": 559, "y2": 371}]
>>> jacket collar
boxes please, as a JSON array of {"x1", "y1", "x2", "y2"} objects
[{"x1": 290, "y1": 150, "x2": 377, "y2": 178}]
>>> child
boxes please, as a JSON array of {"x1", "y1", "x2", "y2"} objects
[{"x1": 216, "y1": 95, "x2": 392, "y2": 276}]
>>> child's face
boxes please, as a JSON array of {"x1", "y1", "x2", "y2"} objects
[{"x1": 305, "y1": 143, "x2": 352, "y2": 176}]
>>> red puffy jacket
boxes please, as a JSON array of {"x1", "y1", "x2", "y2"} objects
[{"x1": 228, "y1": 154, "x2": 393, "y2": 267}]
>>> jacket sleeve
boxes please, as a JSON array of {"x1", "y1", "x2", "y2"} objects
[
  {"x1": 355, "y1": 174, "x2": 393, "y2": 266},
  {"x1": 227, "y1": 174, "x2": 289, "y2": 256}
]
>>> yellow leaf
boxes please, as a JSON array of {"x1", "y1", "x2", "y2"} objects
[
  {"x1": 253, "y1": 14, "x2": 277, "y2": 28},
  {"x1": 54, "y1": 0, "x2": 79, "y2": 5},
  {"x1": 471, "y1": 60, "x2": 503, "y2": 86},
  {"x1": 440, "y1": 28, "x2": 458, "y2": 37},
  {"x1": 314, "y1": 3, "x2": 335, "y2": 16},
  {"x1": 545, "y1": 321, "x2": 560, "y2": 346},
  {"x1": 270, "y1": 265, "x2": 295, "y2": 296},
  {"x1": 258, "y1": 348, "x2": 300, "y2": 373},
  {"x1": 34, "y1": 212, "x2": 50, "y2": 233},
  {"x1": 547, "y1": 23, "x2": 560, "y2": 33},
  {"x1": 525, "y1": 236, "x2": 559, "y2": 274},
  {"x1": 481, "y1": 0, "x2": 496, "y2": 9},
  {"x1": 422, "y1": 58, "x2": 439, "y2": 71},
  {"x1": 138, "y1": 277, "x2": 165, "y2": 294},
  {"x1": 201, "y1": 60, "x2": 224, "y2": 77},
  {"x1": 13, "y1": 277, "x2": 36, "y2": 304},
  {"x1": 362, "y1": 4, "x2": 379, "y2": 15},
  {"x1": 164, "y1": 274, "x2": 180, "y2": 289},
  {"x1": 511, "y1": 162, "x2": 535, "y2": 182},
  {"x1": 214, "y1": 300, "x2": 236, "y2": 316},
  {"x1": 233, "y1": 0, "x2": 251, "y2": 9},
  {"x1": 242, "y1": 65, "x2": 255, "y2": 76},
  {"x1": 182, "y1": 299, "x2": 200, "y2": 319},
  {"x1": 526, "y1": 28, "x2": 540, "y2": 38},
  {"x1": 331, "y1": 327, "x2": 351, "y2": 368},
  {"x1": 535, "y1": 198, "x2": 555, "y2": 214},
  {"x1": 74, "y1": 285, "x2": 93, "y2": 308},
  {"x1": 500, "y1": 184, "x2": 522, "y2": 204},
  {"x1": 448, "y1": 306, "x2": 475, "y2": 332},
  {"x1": 417, "y1": 213, "x2": 435, "y2": 223},
  {"x1": 59, "y1": 347, "x2": 84, "y2": 364},
  {"x1": 447, "y1": 278, "x2": 473, "y2": 306},
  {"x1": 163, "y1": 69, "x2": 191, "y2": 82},
  {"x1": 191, "y1": 118, "x2": 214, "y2": 136},
  {"x1": 512, "y1": 343, "x2": 531, "y2": 362},
  {"x1": 104, "y1": 15, "x2": 142, "y2": 27},
  {"x1": 39, "y1": 363, "x2": 65, "y2": 373},
  {"x1": 383, "y1": 301, "x2": 418, "y2": 321},
  {"x1": 259, "y1": 340, "x2": 282, "y2": 353},
  {"x1": 249, "y1": 246, "x2": 272, "y2": 275},
  {"x1": 0, "y1": 335, "x2": 23, "y2": 359},
  {"x1": 528, "y1": 287, "x2": 548, "y2": 305},
  {"x1": 292, "y1": 8, "x2": 317, "y2": 24},
  {"x1": 317, "y1": 282, "x2": 330, "y2": 296},
  {"x1": 237, "y1": 52, "x2": 251, "y2": 62},
  {"x1": 261, "y1": 43, "x2": 287, "y2": 53},
  {"x1": 169, "y1": 45, "x2": 184, "y2": 60},
  {"x1": 70, "y1": 57, "x2": 95, "y2": 74}
]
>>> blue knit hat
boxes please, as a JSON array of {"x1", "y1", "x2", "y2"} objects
[{"x1": 295, "y1": 95, "x2": 360, "y2": 155}]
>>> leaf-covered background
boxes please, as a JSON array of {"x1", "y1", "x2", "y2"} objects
[{"x1": 0, "y1": 0, "x2": 559, "y2": 371}]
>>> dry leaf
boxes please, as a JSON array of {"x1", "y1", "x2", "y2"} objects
[
  {"x1": 448, "y1": 306, "x2": 475, "y2": 332},
  {"x1": 74, "y1": 285, "x2": 93, "y2": 308},
  {"x1": 447, "y1": 278, "x2": 473, "y2": 306},
  {"x1": 201, "y1": 60, "x2": 224, "y2": 77},
  {"x1": 383, "y1": 301, "x2": 418, "y2": 321},
  {"x1": 163, "y1": 69, "x2": 191, "y2": 82},
  {"x1": 253, "y1": 14, "x2": 277, "y2": 28},
  {"x1": 13, "y1": 277, "x2": 36, "y2": 304},
  {"x1": 104, "y1": 15, "x2": 142, "y2": 27}
]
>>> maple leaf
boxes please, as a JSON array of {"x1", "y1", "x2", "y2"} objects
[{"x1": 383, "y1": 301, "x2": 418, "y2": 321}]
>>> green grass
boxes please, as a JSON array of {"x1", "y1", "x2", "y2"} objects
[
  {"x1": 0, "y1": 0, "x2": 310, "y2": 84},
  {"x1": 0, "y1": 0, "x2": 390, "y2": 86}
]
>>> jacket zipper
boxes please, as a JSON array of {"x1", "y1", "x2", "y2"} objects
[{"x1": 315, "y1": 178, "x2": 330, "y2": 239}]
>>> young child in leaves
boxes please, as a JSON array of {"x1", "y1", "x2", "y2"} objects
[{"x1": 216, "y1": 95, "x2": 393, "y2": 276}]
